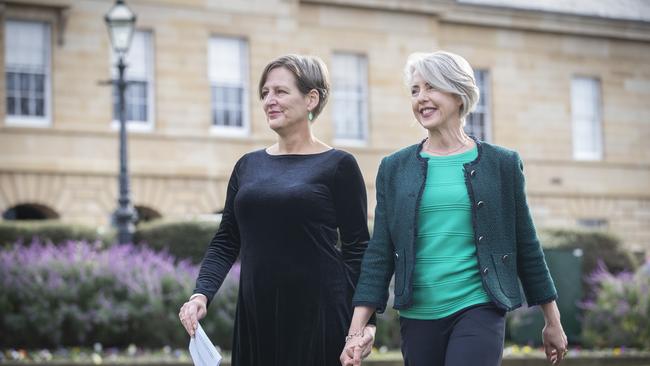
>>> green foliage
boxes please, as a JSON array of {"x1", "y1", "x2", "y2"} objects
[
  {"x1": 374, "y1": 308, "x2": 401, "y2": 349},
  {"x1": 134, "y1": 219, "x2": 220, "y2": 264},
  {"x1": 581, "y1": 262, "x2": 650, "y2": 349},
  {"x1": 0, "y1": 240, "x2": 238, "y2": 349},
  {"x1": 541, "y1": 228, "x2": 637, "y2": 290},
  {"x1": 0, "y1": 220, "x2": 105, "y2": 247}
]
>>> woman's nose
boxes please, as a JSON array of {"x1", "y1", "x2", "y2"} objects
[{"x1": 263, "y1": 93, "x2": 276, "y2": 107}]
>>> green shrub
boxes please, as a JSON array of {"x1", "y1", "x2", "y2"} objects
[
  {"x1": 375, "y1": 308, "x2": 401, "y2": 349},
  {"x1": 541, "y1": 229, "x2": 637, "y2": 290},
  {"x1": 134, "y1": 219, "x2": 220, "y2": 264},
  {"x1": 0, "y1": 220, "x2": 104, "y2": 247},
  {"x1": 0, "y1": 240, "x2": 238, "y2": 349},
  {"x1": 581, "y1": 261, "x2": 650, "y2": 348}
]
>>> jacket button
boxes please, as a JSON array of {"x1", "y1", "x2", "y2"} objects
[
  {"x1": 470, "y1": 169, "x2": 477, "y2": 177},
  {"x1": 477, "y1": 200, "x2": 485, "y2": 208},
  {"x1": 482, "y1": 267, "x2": 489, "y2": 275},
  {"x1": 478, "y1": 235, "x2": 484, "y2": 243},
  {"x1": 395, "y1": 252, "x2": 399, "y2": 258},
  {"x1": 502, "y1": 254, "x2": 509, "y2": 262}
]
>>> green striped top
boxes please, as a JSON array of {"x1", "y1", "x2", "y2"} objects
[{"x1": 399, "y1": 146, "x2": 490, "y2": 319}]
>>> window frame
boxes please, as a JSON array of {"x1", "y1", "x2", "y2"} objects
[
  {"x1": 331, "y1": 52, "x2": 369, "y2": 146},
  {"x1": 208, "y1": 35, "x2": 250, "y2": 138},
  {"x1": 571, "y1": 76, "x2": 603, "y2": 161},
  {"x1": 4, "y1": 19, "x2": 52, "y2": 128}
]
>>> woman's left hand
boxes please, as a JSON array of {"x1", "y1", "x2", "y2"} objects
[
  {"x1": 540, "y1": 301, "x2": 568, "y2": 365},
  {"x1": 340, "y1": 325, "x2": 376, "y2": 366},
  {"x1": 542, "y1": 322, "x2": 568, "y2": 365}
]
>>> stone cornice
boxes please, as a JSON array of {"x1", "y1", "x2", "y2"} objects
[{"x1": 300, "y1": 0, "x2": 650, "y2": 41}]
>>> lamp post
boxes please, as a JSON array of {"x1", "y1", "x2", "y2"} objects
[{"x1": 105, "y1": 0, "x2": 137, "y2": 244}]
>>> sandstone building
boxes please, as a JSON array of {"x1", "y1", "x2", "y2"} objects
[{"x1": 1, "y1": 0, "x2": 649, "y2": 251}]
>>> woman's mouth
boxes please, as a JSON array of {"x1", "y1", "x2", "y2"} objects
[
  {"x1": 267, "y1": 111, "x2": 282, "y2": 119},
  {"x1": 420, "y1": 107, "x2": 437, "y2": 118}
]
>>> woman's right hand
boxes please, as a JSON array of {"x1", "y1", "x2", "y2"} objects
[
  {"x1": 179, "y1": 294, "x2": 208, "y2": 337},
  {"x1": 340, "y1": 325, "x2": 376, "y2": 366}
]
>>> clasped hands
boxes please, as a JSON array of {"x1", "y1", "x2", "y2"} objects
[{"x1": 340, "y1": 325, "x2": 376, "y2": 366}]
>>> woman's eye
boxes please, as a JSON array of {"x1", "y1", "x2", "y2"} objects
[
  {"x1": 261, "y1": 92, "x2": 268, "y2": 99},
  {"x1": 411, "y1": 89, "x2": 419, "y2": 96}
]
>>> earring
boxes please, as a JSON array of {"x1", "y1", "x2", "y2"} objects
[{"x1": 308, "y1": 111, "x2": 314, "y2": 122}]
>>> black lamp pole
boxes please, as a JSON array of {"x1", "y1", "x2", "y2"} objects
[{"x1": 105, "y1": 0, "x2": 137, "y2": 244}]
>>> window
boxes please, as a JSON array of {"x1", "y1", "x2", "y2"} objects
[
  {"x1": 465, "y1": 70, "x2": 490, "y2": 141},
  {"x1": 332, "y1": 53, "x2": 368, "y2": 143},
  {"x1": 208, "y1": 36, "x2": 249, "y2": 136},
  {"x1": 111, "y1": 30, "x2": 154, "y2": 130},
  {"x1": 577, "y1": 218, "x2": 608, "y2": 230},
  {"x1": 5, "y1": 20, "x2": 51, "y2": 127},
  {"x1": 571, "y1": 77, "x2": 602, "y2": 160}
]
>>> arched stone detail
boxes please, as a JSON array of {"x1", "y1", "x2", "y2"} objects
[
  {"x1": 131, "y1": 175, "x2": 228, "y2": 218},
  {"x1": 134, "y1": 204, "x2": 162, "y2": 223},
  {"x1": 0, "y1": 172, "x2": 66, "y2": 219},
  {"x1": 2, "y1": 202, "x2": 60, "y2": 220}
]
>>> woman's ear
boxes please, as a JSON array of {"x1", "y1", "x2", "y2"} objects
[{"x1": 306, "y1": 89, "x2": 320, "y2": 112}]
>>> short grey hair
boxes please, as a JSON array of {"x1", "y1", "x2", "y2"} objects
[
  {"x1": 404, "y1": 51, "x2": 479, "y2": 121},
  {"x1": 258, "y1": 54, "x2": 330, "y2": 120}
]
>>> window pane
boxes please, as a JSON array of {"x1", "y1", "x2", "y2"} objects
[
  {"x1": 209, "y1": 37, "x2": 248, "y2": 131},
  {"x1": 35, "y1": 98, "x2": 44, "y2": 116},
  {"x1": 7, "y1": 72, "x2": 16, "y2": 91},
  {"x1": 7, "y1": 97, "x2": 15, "y2": 115},
  {"x1": 20, "y1": 97, "x2": 29, "y2": 115},
  {"x1": 213, "y1": 85, "x2": 243, "y2": 127}
]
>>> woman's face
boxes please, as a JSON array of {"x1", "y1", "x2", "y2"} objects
[
  {"x1": 409, "y1": 71, "x2": 462, "y2": 131},
  {"x1": 261, "y1": 67, "x2": 311, "y2": 132}
]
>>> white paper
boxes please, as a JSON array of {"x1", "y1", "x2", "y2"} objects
[{"x1": 189, "y1": 323, "x2": 222, "y2": 366}]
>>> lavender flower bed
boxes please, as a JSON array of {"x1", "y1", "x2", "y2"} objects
[
  {"x1": 0, "y1": 240, "x2": 239, "y2": 349},
  {"x1": 581, "y1": 260, "x2": 650, "y2": 349}
]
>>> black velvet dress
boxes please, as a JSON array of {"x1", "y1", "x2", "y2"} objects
[{"x1": 194, "y1": 149, "x2": 370, "y2": 366}]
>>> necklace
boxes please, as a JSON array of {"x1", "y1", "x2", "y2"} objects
[{"x1": 424, "y1": 138, "x2": 470, "y2": 156}]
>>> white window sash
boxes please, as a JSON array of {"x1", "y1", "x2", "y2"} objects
[
  {"x1": 332, "y1": 53, "x2": 368, "y2": 144},
  {"x1": 5, "y1": 20, "x2": 51, "y2": 127},
  {"x1": 571, "y1": 77, "x2": 602, "y2": 161},
  {"x1": 209, "y1": 36, "x2": 249, "y2": 137}
]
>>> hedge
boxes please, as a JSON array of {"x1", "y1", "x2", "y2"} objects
[
  {"x1": 0, "y1": 220, "x2": 107, "y2": 247},
  {"x1": 134, "y1": 219, "x2": 220, "y2": 264}
]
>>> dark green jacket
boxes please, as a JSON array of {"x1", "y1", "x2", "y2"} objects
[{"x1": 352, "y1": 139, "x2": 557, "y2": 313}]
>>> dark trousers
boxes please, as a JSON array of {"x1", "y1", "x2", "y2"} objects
[{"x1": 400, "y1": 303, "x2": 506, "y2": 366}]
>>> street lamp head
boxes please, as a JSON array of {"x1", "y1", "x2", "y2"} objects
[{"x1": 105, "y1": 0, "x2": 137, "y2": 56}]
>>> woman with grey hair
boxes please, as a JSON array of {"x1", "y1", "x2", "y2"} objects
[
  {"x1": 178, "y1": 54, "x2": 371, "y2": 365},
  {"x1": 341, "y1": 51, "x2": 567, "y2": 366}
]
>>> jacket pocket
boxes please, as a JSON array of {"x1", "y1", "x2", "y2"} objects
[
  {"x1": 394, "y1": 248, "x2": 406, "y2": 296},
  {"x1": 491, "y1": 252, "x2": 519, "y2": 299}
]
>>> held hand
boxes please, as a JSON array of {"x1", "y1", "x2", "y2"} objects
[
  {"x1": 179, "y1": 295, "x2": 208, "y2": 337},
  {"x1": 543, "y1": 322, "x2": 568, "y2": 365},
  {"x1": 340, "y1": 325, "x2": 376, "y2": 366}
]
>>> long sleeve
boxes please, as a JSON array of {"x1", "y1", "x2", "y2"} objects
[
  {"x1": 513, "y1": 152, "x2": 557, "y2": 305},
  {"x1": 352, "y1": 158, "x2": 396, "y2": 313},
  {"x1": 193, "y1": 159, "x2": 243, "y2": 307},
  {"x1": 332, "y1": 153, "x2": 370, "y2": 287}
]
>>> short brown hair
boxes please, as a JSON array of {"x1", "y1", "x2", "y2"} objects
[{"x1": 258, "y1": 54, "x2": 330, "y2": 120}]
